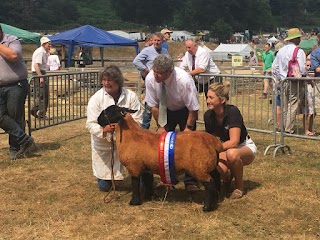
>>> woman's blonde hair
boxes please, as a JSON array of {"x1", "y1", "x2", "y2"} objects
[{"x1": 208, "y1": 81, "x2": 231, "y2": 101}]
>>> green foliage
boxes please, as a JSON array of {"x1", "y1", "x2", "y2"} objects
[
  {"x1": 2, "y1": 0, "x2": 320, "y2": 32},
  {"x1": 210, "y1": 19, "x2": 233, "y2": 43}
]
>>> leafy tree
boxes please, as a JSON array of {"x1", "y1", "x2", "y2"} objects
[
  {"x1": 2, "y1": 0, "x2": 320, "y2": 34},
  {"x1": 210, "y1": 19, "x2": 233, "y2": 43}
]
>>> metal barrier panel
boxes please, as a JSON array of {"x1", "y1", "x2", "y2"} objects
[
  {"x1": 197, "y1": 73, "x2": 278, "y2": 155},
  {"x1": 197, "y1": 73, "x2": 276, "y2": 131},
  {"x1": 25, "y1": 69, "x2": 320, "y2": 157},
  {"x1": 275, "y1": 77, "x2": 320, "y2": 156},
  {"x1": 196, "y1": 73, "x2": 320, "y2": 157},
  {"x1": 27, "y1": 70, "x2": 141, "y2": 135}
]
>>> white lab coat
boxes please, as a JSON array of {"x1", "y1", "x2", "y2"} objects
[{"x1": 86, "y1": 87, "x2": 143, "y2": 180}]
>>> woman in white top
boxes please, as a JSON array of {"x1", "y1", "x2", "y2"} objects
[
  {"x1": 248, "y1": 51, "x2": 258, "y2": 66},
  {"x1": 47, "y1": 48, "x2": 61, "y2": 71},
  {"x1": 86, "y1": 65, "x2": 143, "y2": 192}
]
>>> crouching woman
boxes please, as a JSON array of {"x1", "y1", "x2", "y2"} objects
[
  {"x1": 86, "y1": 65, "x2": 143, "y2": 192},
  {"x1": 204, "y1": 81, "x2": 257, "y2": 199}
]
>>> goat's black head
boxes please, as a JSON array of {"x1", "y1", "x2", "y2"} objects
[{"x1": 97, "y1": 105, "x2": 137, "y2": 127}]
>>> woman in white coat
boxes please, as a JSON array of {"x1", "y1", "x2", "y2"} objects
[{"x1": 86, "y1": 65, "x2": 143, "y2": 191}]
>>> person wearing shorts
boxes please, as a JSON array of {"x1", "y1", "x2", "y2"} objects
[{"x1": 204, "y1": 81, "x2": 257, "y2": 199}]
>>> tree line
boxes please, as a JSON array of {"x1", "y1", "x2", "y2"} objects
[{"x1": 1, "y1": 0, "x2": 320, "y2": 42}]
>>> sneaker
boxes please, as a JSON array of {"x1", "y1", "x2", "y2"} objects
[
  {"x1": 97, "y1": 179, "x2": 112, "y2": 192},
  {"x1": 16, "y1": 137, "x2": 35, "y2": 158},
  {"x1": 9, "y1": 150, "x2": 18, "y2": 160},
  {"x1": 285, "y1": 129, "x2": 295, "y2": 134}
]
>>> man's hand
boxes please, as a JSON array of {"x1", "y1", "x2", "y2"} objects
[
  {"x1": 157, "y1": 127, "x2": 166, "y2": 134},
  {"x1": 103, "y1": 124, "x2": 116, "y2": 133},
  {"x1": 183, "y1": 128, "x2": 192, "y2": 132}
]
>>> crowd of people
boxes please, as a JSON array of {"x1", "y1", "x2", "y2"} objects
[{"x1": 270, "y1": 28, "x2": 319, "y2": 136}]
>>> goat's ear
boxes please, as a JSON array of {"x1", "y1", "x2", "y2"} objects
[
  {"x1": 97, "y1": 111, "x2": 107, "y2": 127},
  {"x1": 127, "y1": 109, "x2": 138, "y2": 113},
  {"x1": 120, "y1": 107, "x2": 137, "y2": 114}
]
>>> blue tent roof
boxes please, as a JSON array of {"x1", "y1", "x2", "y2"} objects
[{"x1": 48, "y1": 25, "x2": 139, "y2": 67}]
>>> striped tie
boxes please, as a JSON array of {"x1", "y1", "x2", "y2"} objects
[{"x1": 158, "y1": 83, "x2": 167, "y2": 127}]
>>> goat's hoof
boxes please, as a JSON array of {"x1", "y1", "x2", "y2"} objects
[
  {"x1": 202, "y1": 202, "x2": 218, "y2": 212},
  {"x1": 203, "y1": 205, "x2": 213, "y2": 212},
  {"x1": 143, "y1": 193, "x2": 153, "y2": 201},
  {"x1": 129, "y1": 198, "x2": 142, "y2": 206}
]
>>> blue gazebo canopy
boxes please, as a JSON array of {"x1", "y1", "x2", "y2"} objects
[{"x1": 49, "y1": 25, "x2": 139, "y2": 67}]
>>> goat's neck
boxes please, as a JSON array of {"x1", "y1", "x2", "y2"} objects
[{"x1": 115, "y1": 114, "x2": 140, "y2": 142}]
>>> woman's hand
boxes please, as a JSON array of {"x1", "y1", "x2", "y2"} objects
[{"x1": 103, "y1": 124, "x2": 116, "y2": 133}]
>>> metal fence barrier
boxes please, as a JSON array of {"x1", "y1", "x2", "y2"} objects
[
  {"x1": 26, "y1": 70, "x2": 141, "y2": 135},
  {"x1": 196, "y1": 73, "x2": 320, "y2": 157},
  {"x1": 24, "y1": 70, "x2": 320, "y2": 158},
  {"x1": 274, "y1": 77, "x2": 320, "y2": 156}
]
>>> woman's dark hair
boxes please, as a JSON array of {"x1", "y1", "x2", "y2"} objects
[{"x1": 99, "y1": 65, "x2": 124, "y2": 88}]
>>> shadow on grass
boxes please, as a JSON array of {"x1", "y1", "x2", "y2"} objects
[
  {"x1": 103, "y1": 178, "x2": 262, "y2": 206},
  {"x1": 244, "y1": 179, "x2": 261, "y2": 191},
  {"x1": 35, "y1": 142, "x2": 61, "y2": 151}
]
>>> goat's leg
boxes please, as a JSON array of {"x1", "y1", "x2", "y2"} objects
[
  {"x1": 141, "y1": 172, "x2": 154, "y2": 201},
  {"x1": 202, "y1": 177, "x2": 219, "y2": 212},
  {"x1": 130, "y1": 176, "x2": 142, "y2": 205},
  {"x1": 210, "y1": 168, "x2": 221, "y2": 198}
]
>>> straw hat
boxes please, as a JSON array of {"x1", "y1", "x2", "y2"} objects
[
  {"x1": 160, "y1": 28, "x2": 173, "y2": 35},
  {"x1": 284, "y1": 28, "x2": 302, "y2": 41}
]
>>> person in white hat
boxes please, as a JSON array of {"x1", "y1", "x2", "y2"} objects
[
  {"x1": 272, "y1": 28, "x2": 307, "y2": 134},
  {"x1": 31, "y1": 36, "x2": 51, "y2": 120},
  {"x1": 160, "y1": 28, "x2": 173, "y2": 51}
]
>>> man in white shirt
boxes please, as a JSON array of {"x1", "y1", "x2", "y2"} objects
[
  {"x1": 31, "y1": 36, "x2": 51, "y2": 120},
  {"x1": 133, "y1": 32, "x2": 168, "y2": 130},
  {"x1": 145, "y1": 54, "x2": 200, "y2": 191},
  {"x1": 179, "y1": 39, "x2": 220, "y2": 94},
  {"x1": 272, "y1": 28, "x2": 307, "y2": 133}
]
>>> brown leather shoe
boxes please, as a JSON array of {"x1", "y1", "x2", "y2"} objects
[{"x1": 30, "y1": 109, "x2": 38, "y2": 118}]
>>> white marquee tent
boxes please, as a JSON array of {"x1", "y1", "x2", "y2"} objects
[
  {"x1": 211, "y1": 43, "x2": 254, "y2": 60},
  {"x1": 108, "y1": 30, "x2": 130, "y2": 39},
  {"x1": 171, "y1": 31, "x2": 194, "y2": 41}
]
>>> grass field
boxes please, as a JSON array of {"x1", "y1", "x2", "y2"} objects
[{"x1": 0, "y1": 119, "x2": 319, "y2": 240}]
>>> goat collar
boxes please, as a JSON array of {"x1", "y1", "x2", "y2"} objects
[{"x1": 158, "y1": 131, "x2": 178, "y2": 185}]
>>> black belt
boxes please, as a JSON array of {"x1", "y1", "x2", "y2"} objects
[{"x1": 0, "y1": 79, "x2": 27, "y2": 88}]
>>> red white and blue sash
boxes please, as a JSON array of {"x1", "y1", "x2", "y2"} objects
[{"x1": 158, "y1": 131, "x2": 178, "y2": 185}]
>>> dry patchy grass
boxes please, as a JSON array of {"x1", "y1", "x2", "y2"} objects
[{"x1": 0, "y1": 119, "x2": 319, "y2": 240}]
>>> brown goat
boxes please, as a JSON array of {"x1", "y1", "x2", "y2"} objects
[{"x1": 98, "y1": 105, "x2": 223, "y2": 211}]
